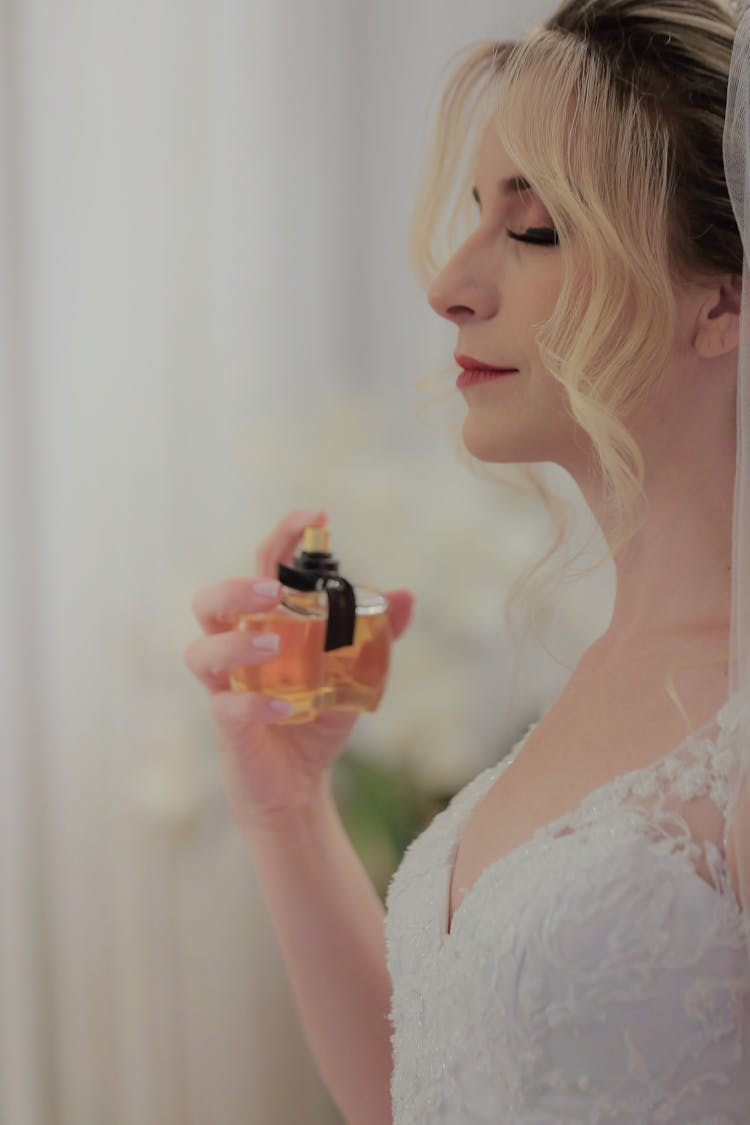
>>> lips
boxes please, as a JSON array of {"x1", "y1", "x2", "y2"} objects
[
  {"x1": 456, "y1": 367, "x2": 518, "y2": 388},
  {"x1": 454, "y1": 352, "x2": 518, "y2": 372}
]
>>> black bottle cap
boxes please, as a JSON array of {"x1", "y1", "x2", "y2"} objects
[{"x1": 277, "y1": 526, "x2": 355, "y2": 651}]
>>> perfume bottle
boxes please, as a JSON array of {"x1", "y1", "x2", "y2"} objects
[{"x1": 229, "y1": 526, "x2": 392, "y2": 724}]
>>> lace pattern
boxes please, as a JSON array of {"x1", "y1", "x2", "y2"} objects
[{"x1": 385, "y1": 694, "x2": 750, "y2": 1123}]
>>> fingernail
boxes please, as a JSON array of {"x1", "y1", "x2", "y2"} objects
[
  {"x1": 269, "y1": 698, "x2": 294, "y2": 714},
  {"x1": 251, "y1": 633, "x2": 279, "y2": 651},
  {"x1": 253, "y1": 579, "x2": 280, "y2": 599}
]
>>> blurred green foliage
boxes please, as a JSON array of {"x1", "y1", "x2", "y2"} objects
[{"x1": 331, "y1": 749, "x2": 455, "y2": 903}]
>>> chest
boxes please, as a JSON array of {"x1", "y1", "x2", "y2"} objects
[
  {"x1": 446, "y1": 686, "x2": 737, "y2": 936},
  {"x1": 446, "y1": 725, "x2": 605, "y2": 935}
]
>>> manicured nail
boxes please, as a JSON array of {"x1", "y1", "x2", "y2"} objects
[
  {"x1": 251, "y1": 633, "x2": 279, "y2": 651},
  {"x1": 253, "y1": 579, "x2": 280, "y2": 599},
  {"x1": 269, "y1": 698, "x2": 294, "y2": 714}
]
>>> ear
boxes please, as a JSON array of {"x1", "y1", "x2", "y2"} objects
[{"x1": 693, "y1": 274, "x2": 742, "y2": 360}]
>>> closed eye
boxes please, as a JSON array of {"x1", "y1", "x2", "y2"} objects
[
  {"x1": 507, "y1": 227, "x2": 560, "y2": 247},
  {"x1": 471, "y1": 188, "x2": 559, "y2": 247}
]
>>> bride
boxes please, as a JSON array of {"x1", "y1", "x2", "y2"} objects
[{"x1": 386, "y1": 1, "x2": 749, "y2": 1119}]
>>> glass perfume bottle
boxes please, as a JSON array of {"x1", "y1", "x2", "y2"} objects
[{"x1": 229, "y1": 526, "x2": 392, "y2": 724}]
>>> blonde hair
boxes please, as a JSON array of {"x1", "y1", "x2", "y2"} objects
[{"x1": 411, "y1": 0, "x2": 742, "y2": 735}]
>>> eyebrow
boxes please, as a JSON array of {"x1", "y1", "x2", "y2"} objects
[{"x1": 471, "y1": 176, "x2": 534, "y2": 204}]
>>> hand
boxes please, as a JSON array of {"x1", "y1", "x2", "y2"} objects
[{"x1": 184, "y1": 508, "x2": 415, "y2": 843}]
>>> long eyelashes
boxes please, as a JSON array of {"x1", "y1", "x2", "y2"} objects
[
  {"x1": 507, "y1": 227, "x2": 560, "y2": 247},
  {"x1": 471, "y1": 192, "x2": 559, "y2": 247}
]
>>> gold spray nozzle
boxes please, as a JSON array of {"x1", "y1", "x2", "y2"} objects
[{"x1": 302, "y1": 526, "x2": 330, "y2": 553}]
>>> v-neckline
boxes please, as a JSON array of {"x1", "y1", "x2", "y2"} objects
[{"x1": 440, "y1": 692, "x2": 741, "y2": 946}]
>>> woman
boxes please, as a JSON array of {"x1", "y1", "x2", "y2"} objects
[{"x1": 184, "y1": 0, "x2": 750, "y2": 1120}]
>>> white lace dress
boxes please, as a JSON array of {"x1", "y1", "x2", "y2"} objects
[{"x1": 385, "y1": 694, "x2": 750, "y2": 1123}]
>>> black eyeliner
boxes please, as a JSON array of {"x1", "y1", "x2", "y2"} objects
[{"x1": 507, "y1": 227, "x2": 560, "y2": 246}]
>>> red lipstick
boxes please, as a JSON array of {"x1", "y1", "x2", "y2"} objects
[
  {"x1": 454, "y1": 353, "x2": 518, "y2": 372},
  {"x1": 454, "y1": 353, "x2": 519, "y2": 388}
]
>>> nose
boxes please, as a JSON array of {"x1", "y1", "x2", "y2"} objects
[
  {"x1": 427, "y1": 268, "x2": 499, "y2": 326},
  {"x1": 427, "y1": 253, "x2": 500, "y2": 325}
]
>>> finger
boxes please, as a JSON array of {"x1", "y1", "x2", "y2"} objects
[
  {"x1": 255, "y1": 507, "x2": 328, "y2": 577},
  {"x1": 256, "y1": 507, "x2": 328, "y2": 576},
  {"x1": 190, "y1": 576, "x2": 281, "y2": 635},
  {"x1": 184, "y1": 629, "x2": 280, "y2": 690},
  {"x1": 384, "y1": 588, "x2": 416, "y2": 641},
  {"x1": 210, "y1": 688, "x2": 295, "y2": 727}
]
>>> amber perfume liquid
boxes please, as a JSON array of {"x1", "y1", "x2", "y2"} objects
[{"x1": 229, "y1": 585, "x2": 392, "y2": 724}]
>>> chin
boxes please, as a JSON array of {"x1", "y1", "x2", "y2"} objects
[
  {"x1": 461, "y1": 413, "x2": 572, "y2": 466},
  {"x1": 461, "y1": 417, "x2": 522, "y2": 464}
]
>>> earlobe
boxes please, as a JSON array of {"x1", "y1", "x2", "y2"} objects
[
  {"x1": 694, "y1": 318, "x2": 739, "y2": 360},
  {"x1": 693, "y1": 279, "x2": 742, "y2": 359}
]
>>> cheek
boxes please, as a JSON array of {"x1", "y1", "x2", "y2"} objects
[{"x1": 515, "y1": 275, "x2": 561, "y2": 344}]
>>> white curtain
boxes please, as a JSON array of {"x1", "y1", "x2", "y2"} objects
[{"x1": 0, "y1": 1, "x2": 601, "y2": 1123}]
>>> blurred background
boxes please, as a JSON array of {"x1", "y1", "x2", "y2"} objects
[{"x1": 0, "y1": 0, "x2": 616, "y2": 1122}]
